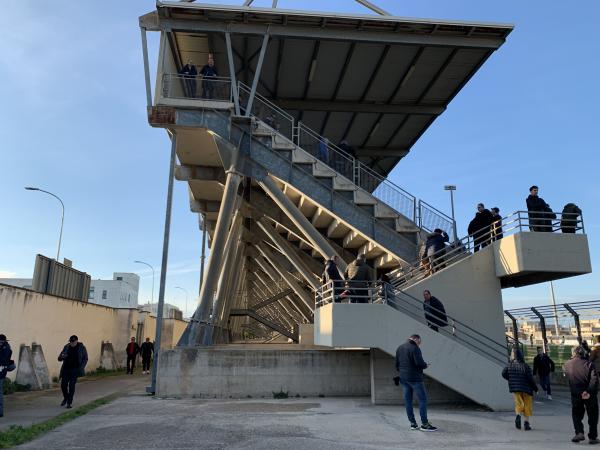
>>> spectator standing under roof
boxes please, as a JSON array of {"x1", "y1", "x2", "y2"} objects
[
  {"x1": 491, "y1": 207, "x2": 503, "y2": 241},
  {"x1": 526, "y1": 186, "x2": 554, "y2": 232},
  {"x1": 533, "y1": 346, "x2": 555, "y2": 400},
  {"x1": 564, "y1": 345, "x2": 600, "y2": 444},
  {"x1": 179, "y1": 59, "x2": 197, "y2": 98},
  {"x1": 322, "y1": 255, "x2": 344, "y2": 302},
  {"x1": 200, "y1": 53, "x2": 218, "y2": 99},
  {"x1": 502, "y1": 348, "x2": 538, "y2": 431},
  {"x1": 468, "y1": 203, "x2": 493, "y2": 252},
  {"x1": 561, "y1": 203, "x2": 582, "y2": 233}
]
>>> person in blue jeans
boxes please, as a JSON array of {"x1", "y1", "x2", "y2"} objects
[{"x1": 395, "y1": 334, "x2": 437, "y2": 431}]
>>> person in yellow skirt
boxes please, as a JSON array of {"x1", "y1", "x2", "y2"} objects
[{"x1": 502, "y1": 348, "x2": 538, "y2": 430}]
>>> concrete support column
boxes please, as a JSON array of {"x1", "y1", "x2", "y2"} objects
[
  {"x1": 258, "y1": 176, "x2": 347, "y2": 271},
  {"x1": 257, "y1": 218, "x2": 320, "y2": 290}
]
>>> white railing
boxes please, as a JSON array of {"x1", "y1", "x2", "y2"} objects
[{"x1": 161, "y1": 74, "x2": 233, "y2": 102}]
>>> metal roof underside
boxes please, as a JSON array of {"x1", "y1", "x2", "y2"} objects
[{"x1": 150, "y1": 2, "x2": 513, "y2": 176}]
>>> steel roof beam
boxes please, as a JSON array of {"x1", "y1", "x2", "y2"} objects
[
  {"x1": 157, "y1": 19, "x2": 507, "y2": 50},
  {"x1": 275, "y1": 99, "x2": 443, "y2": 115}
]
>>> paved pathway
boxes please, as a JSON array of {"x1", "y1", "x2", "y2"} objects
[
  {"x1": 12, "y1": 386, "x2": 588, "y2": 449},
  {"x1": 0, "y1": 372, "x2": 149, "y2": 432}
]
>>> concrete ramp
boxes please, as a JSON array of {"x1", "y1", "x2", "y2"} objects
[{"x1": 314, "y1": 302, "x2": 513, "y2": 411}]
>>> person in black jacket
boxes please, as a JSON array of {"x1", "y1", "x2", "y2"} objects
[
  {"x1": 491, "y1": 207, "x2": 503, "y2": 241},
  {"x1": 0, "y1": 334, "x2": 13, "y2": 417},
  {"x1": 526, "y1": 186, "x2": 554, "y2": 232},
  {"x1": 561, "y1": 203, "x2": 582, "y2": 233},
  {"x1": 322, "y1": 256, "x2": 344, "y2": 302},
  {"x1": 533, "y1": 346, "x2": 555, "y2": 400},
  {"x1": 179, "y1": 59, "x2": 198, "y2": 98},
  {"x1": 200, "y1": 54, "x2": 218, "y2": 99},
  {"x1": 468, "y1": 203, "x2": 494, "y2": 252},
  {"x1": 58, "y1": 335, "x2": 88, "y2": 408},
  {"x1": 422, "y1": 290, "x2": 447, "y2": 332},
  {"x1": 140, "y1": 338, "x2": 154, "y2": 375},
  {"x1": 423, "y1": 229, "x2": 449, "y2": 273},
  {"x1": 395, "y1": 334, "x2": 437, "y2": 432},
  {"x1": 502, "y1": 348, "x2": 538, "y2": 430},
  {"x1": 125, "y1": 337, "x2": 140, "y2": 375},
  {"x1": 564, "y1": 346, "x2": 600, "y2": 444}
]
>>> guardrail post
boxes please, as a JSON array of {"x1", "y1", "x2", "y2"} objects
[
  {"x1": 504, "y1": 310, "x2": 520, "y2": 345},
  {"x1": 531, "y1": 307, "x2": 548, "y2": 352},
  {"x1": 564, "y1": 303, "x2": 582, "y2": 344}
]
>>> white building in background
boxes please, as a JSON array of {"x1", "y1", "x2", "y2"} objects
[
  {"x1": 88, "y1": 273, "x2": 139, "y2": 308},
  {"x1": 140, "y1": 302, "x2": 183, "y2": 320}
]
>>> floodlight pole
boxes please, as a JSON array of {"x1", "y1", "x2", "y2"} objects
[
  {"x1": 25, "y1": 187, "x2": 64, "y2": 262},
  {"x1": 444, "y1": 185, "x2": 458, "y2": 242}
]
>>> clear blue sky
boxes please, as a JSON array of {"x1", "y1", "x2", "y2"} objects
[{"x1": 1, "y1": 0, "x2": 598, "y2": 314}]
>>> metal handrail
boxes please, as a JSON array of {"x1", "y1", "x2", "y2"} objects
[
  {"x1": 316, "y1": 280, "x2": 509, "y2": 366},
  {"x1": 391, "y1": 210, "x2": 585, "y2": 289},
  {"x1": 161, "y1": 73, "x2": 233, "y2": 102}
]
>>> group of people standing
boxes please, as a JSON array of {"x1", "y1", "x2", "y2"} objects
[
  {"x1": 178, "y1": 54, "x2": 219, "y2": 99},
  {"x1": 322, "y1": 254, "x2": 376, "y2": 303},
  {"x1": 503, "y1": 340, "x2": 600, "y2": 444}
]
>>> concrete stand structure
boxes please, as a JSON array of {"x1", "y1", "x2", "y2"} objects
[{"x1": 139, "y1": 2, "x2": 590, "y2": 409}]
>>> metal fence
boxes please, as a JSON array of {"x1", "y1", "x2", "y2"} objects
[{"x1": 161, "y1": 73, "x2": 233, "y2": 102}]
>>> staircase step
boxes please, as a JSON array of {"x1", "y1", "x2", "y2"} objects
[
  {"x1": 354, "y1": 189, "x2": 378, "y2": 205},
  {"x1": 313, "y1": 161, "x2": 337, "y2": 178},
  {"x1": 292, "y1": 149, "x2": 316, "y2": 164},
  {"x1": 272, "y1": 134, "x2": 295, "y2": 150},
  {"x1": 332, "y1": 176, "x2": 356, "y2": 191}
]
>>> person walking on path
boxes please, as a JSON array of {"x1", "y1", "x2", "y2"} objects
[
  {"x1": 423, "y1": 229, "x2": 449, "y2": 274},
  {"x1": 502, "y1": 348, "x2": 538, "y2": 431},
  {"x1": 422, "y1": 290, "x2": 448, "y2": 333},
  {"x1": 564, "y1": 345, "x2": 600, "y2": 444},
  {"x1": 395, "y1": 334, "x2": 437, "y2": 432},
  {"x1": 0, "y1": 334, "x2": 13, "y2": 418},
  {"x1": 561, "y1": 203, "x2": 582, "y2": 233},
  {"x1": 491, "y1": 207, "x2": 503, "y2": 241},
  {"x1": 125, "y1": 337, "x2": 140, "y2": 375},
  {"x1": 589, "y1": 336, "x2": 600, "y2": 368},
  {"x1": 322, "y1": 255, "x2": 344, "y2": 302},
  {"x1": 58, "y1": 335, "x2": 88, "y2": 409},
  {"x1": 468, "y1": 203, "x2": 494, "y2": 252},
  {"x1": 344, "y1": 254, "x2": 374, "y2": 303},
  {"x1": 533, "y1": 346, "x2": 555, "y2": 400},
  {"x1": 140, "y1": 338, "x2": 154, "y2": 375},
  {"x1": 526, "y1": 186, "x2": 554, "y2": 232}
]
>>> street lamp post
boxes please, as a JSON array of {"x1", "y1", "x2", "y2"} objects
[
  {"x1": 174, "y1": 286, "x2": 189, "y2": 318},
  {"x1": 25, "y1": 187, "x2": 65, "y2": 262},
  {"x1": 444, "y1": 185, "x2": 458, "y2": 243},
  {"x1": 134, "y1": 260, "x2": 155, "y2": 304}
]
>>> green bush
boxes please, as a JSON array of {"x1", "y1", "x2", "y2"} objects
[
  {"x1": 272, "y1": 390, "x2": 289, "y2": 399},
  {"x1": 2, "y1": 379, "x2": 31, "y2": 395}
]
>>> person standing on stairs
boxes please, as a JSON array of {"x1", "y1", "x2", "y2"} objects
[
  {"x1": 344, "y1": 254, "x2": 374, "y2": 303},
  {"x1": 502, "y1": 348, "x2": 538, "y2": 431},
  {"x1": 467, "y1": 203, "x2": 493, "y2": 252},
  {"x1": 526, "y1": 185, "x2": 554, "y2": 232},
  {"x1": 322, "y1": 255, "x2": 344, "y2": 302},
  {"x1": 423, "y1": 229, "x2": 449, "y2": 274},
  {"x1": 491, "y1": 207, "x2": 503, "y2": 241},
  {"x1": 395, "y1": 334, "x2": 437, "y2": 432},
  {"x1": 422, "y1": 290, "x2": 448, "y2": 332}
]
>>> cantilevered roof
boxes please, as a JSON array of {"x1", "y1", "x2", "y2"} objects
[{"x1": 146, "y1": 2, "x2": 513, "y2": 175}]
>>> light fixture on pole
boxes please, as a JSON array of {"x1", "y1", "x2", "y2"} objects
[
  {"x1": 444, "y1": 185, "x2": 458, "y2": 243},
  {"x1": 174, "y1": 286, "x2": 189, "y2": 318},
  {"x1": 25, "y1": 187, "x2": 65, "y2": 262},
  {"x1": 134, "y1": 260, "x2": 155, "y2": 304}
]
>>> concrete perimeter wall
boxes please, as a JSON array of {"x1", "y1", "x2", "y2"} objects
[
  {"x1": 0, "y1": 283, "x2": 187, "y2": 382},
  {"x1": 156, "y1": 346, "x2": 371, "y2": 398}
]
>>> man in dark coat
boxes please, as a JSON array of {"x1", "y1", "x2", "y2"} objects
[
  {"x1": 58, "y1": 335, "x2": 88, "y2": 408},
  {"x1": 322, "y1": 256, "x2": 344, "y2": 302},
  {"x1": 423, "y1": 229, "x2": 449, "y2": 273},
  {"x1": 344, "y1": 254, "x2": 374, "y2": 303},
  {"x1": 502, "y1": 348, "x2": 538, "y2": 430},
  {"x1": 561, "y1": 203, "x2": 582, "y2": 233},
  {"x1": 178, "y1": 59, "x2": 198, "y2": 98},
  {"x1": 395, "y1": 334, "x2": 437, "y2": 431},
  {"x1": 125, "y1": 337, "x2": 140, "y2": 375},
  {"x1": 565, "y1": 345, "x2": 600, "y2": 443},
  {"x1": 140, "y1": 338, "x2": 154, "y2": 375},
  {"x1": 533, "y1": 346, "x2": 555, "y2": 399},
  {"x1": 491, "y1": 207, "x2": 503, "y2": 241},
  {"x1": 526, "y1": 185, "x2": 554, "y2": 232},
  {"x1": 0, "y1": 334, "x2": 13, "y2": 417},
  {"x1": 468, "y1": 203, "x2": 494, "y2": 252},
  {"x1": 422, "y1": 290, "x2": 448, "y2": 332},
  {"x1": 199, "y1": 54, "x2": 218, "y2": 99}
]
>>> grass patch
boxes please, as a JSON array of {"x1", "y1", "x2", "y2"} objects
[
  {"x1": 0, "y1": 393, "x2": 119, "y2": 448},
  {"x1": 83, "y1": 367, "x2": 126, "y2": 379},
  {"x1": 272, "y1": 390, "x2": 289, "y2": 399}
]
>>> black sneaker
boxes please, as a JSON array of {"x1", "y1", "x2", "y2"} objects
[
  {"x1": 420, "y1": 423, "x2": 438, "y2": 432},
  {"x1": 60, "y1": 399, "x2": 67, "y2": 407},
  {"x1": 515, "y1": 415, "x2": 521, "y2": 430},
  {"x1": 571, "y1": 433, "x2": 585, "y2": 442},
  {"x1": 589, "y1": 437, "x2": 600, "y2": 445},
  {"x1": 524, "y1": 421, "x2": 531, "y2": 431},
  {"x1": 66, "y1": 404, "x2": 72, "y2": 409},
  {"x1": 410, "y1": 423, "x2": 419, "y2": 431}
]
